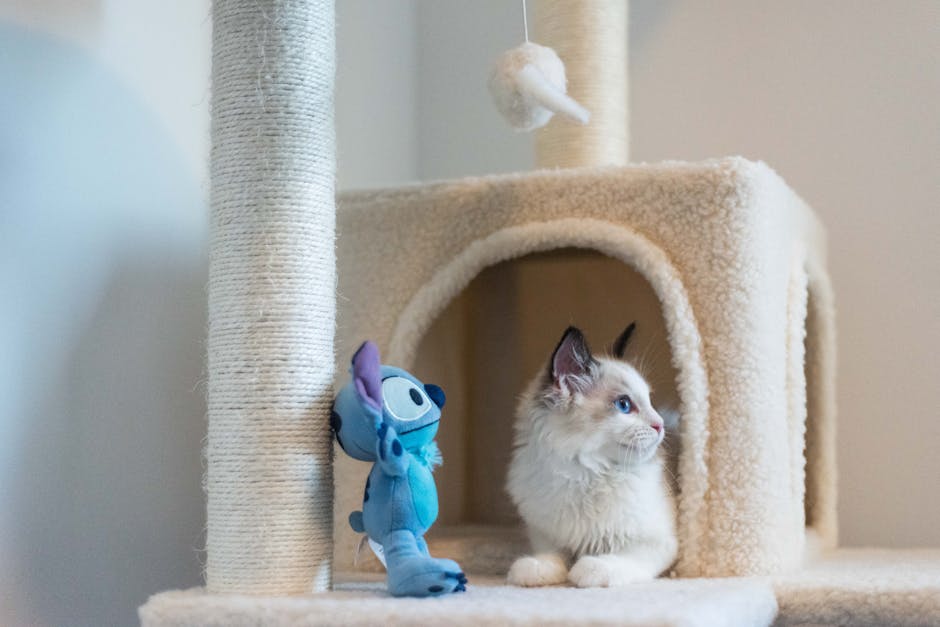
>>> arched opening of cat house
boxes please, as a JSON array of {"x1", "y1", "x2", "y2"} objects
[
  {"x1": 335, "y1": 219, "x2": 713, "y2": 576},
  {"x1": 412, "y1": 249, "x2": 684, "y2": 574}
]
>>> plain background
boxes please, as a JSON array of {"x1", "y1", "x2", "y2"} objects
[{"x1": 1, "y1": 1, "x2": 937, "y2": 625}]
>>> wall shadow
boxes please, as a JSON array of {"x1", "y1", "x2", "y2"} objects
[{"x1": 12, "y1": 258, "x2": 207, "y2": 627}]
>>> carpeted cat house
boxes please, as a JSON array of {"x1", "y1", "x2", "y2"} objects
[
  {"x1": 331, "y1": 156, "x2": 837, "y2": 581},
  {"x1": 141, "y1": 1, "x2": 940, "y2": 626}
]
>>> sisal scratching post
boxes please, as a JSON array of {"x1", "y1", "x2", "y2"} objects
[
  {"x1": 206, "y1": 0, "x2": 336, "y2": 594},
  {"x1": 535, "y1": 0, "x2": 629, "y2": 167}
]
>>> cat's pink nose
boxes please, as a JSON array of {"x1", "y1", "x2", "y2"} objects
[{"x1": 651, "y1": 422, "x2": 663, "y2": 434}]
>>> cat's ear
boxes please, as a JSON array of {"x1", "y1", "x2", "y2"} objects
[
  {"x1": 549, "y1": 326, "x2": 597, "y2": 392},
  {"x1": 611, "y1": 322, "x2": 637, "y2": 359}
]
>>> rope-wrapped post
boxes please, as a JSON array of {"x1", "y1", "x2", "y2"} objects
[
  {"x1": 206, "y1": 0, "x2": 336, "y2": 594},
  {"x1": 535, "y1": 0, "x2": 629, "y2": 167}
]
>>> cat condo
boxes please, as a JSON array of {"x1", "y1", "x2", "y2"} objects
[{"x1": 141, "y1": 1, "x2": 940, "y2": 626}]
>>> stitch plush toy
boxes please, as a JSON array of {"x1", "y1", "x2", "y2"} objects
[{"x1": 331, "y1": 341, "x2": 467, "y2": 597}]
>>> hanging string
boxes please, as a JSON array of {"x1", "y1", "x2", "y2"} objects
[{"x1": 522, "y1": 0, "x2": 529, "y2": 42}]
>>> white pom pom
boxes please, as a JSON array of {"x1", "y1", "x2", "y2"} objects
[{"x1": 489, "y1": 42, "x2": 590, "y2": 132}]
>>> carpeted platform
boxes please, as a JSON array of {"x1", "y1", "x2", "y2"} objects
[
  {"x1": 140, "y1": 549, "x2": 940, "y2": 626},
  {"x1": 140, "y1": 577, "x2": 778, "y2": 627},
  {"x1": 772, "y1": 548, "x2": 940, "y2": 626}
]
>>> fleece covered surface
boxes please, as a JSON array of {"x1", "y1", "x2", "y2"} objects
[
  {"x1": 773, "y1": 548, "x2": 940, "y2": 626},
  {"x1": 140, "y1": 575, "x2": 777, "y2": 627},
  {"x1": 139, "y1": 549, "x2": 940, "y2": 626},
  {"x1": 334, "y1": 158, "x2": 836, "y2": 578}
]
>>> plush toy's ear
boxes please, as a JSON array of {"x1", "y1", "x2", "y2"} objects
[
  {"x1": 549, "y1": 326, "x2": 597, "y2": 392},
  {"x1": 612, "y1": 322, "x2": 637, "y2": 359},
  {"x1": 351, "y1": 341, "x2": 383, "y2": 412},
  {"x1": 424, "y1": 383, "x2": 446, "y2": 409}
]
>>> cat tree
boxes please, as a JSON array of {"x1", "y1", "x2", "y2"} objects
[{"x1": 141, "y1": 1, "x2": 940, "y2": 625}]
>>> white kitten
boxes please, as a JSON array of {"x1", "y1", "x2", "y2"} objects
[{"x1": 506, "y1": 325, "x2": 678, "y2": 588}]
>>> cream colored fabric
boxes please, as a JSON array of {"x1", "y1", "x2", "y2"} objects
[
  {"x1": 334, "y1": 159, "x2": 836, "y2": 578},
  {"x1": 206, "y1": 0, "x2": 336, "y2": 594},
  {"x1": 773, "y1": 548, "x2": 940, "y2": 626},
  {"x1": 140, "y1": 576, "x2": 778, "y2": 627},
  {"x1": 139, "y1": 550, "x2": 940, "y2": 626}
]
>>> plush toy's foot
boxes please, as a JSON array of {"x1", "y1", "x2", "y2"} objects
[
  {"x1": 383, "y1": 530, "x2": 467, "y2": 597},
  {"x1": 387, "y1": 556, "x2": 467, "y2": 597}
]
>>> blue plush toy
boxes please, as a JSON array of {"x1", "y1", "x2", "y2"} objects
[{"x1": 331, "y1": 341, "x2": 467, "y2": 597}]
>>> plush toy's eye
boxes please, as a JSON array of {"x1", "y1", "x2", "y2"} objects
[
  {"x1": 614, "y1": 395, "x2": 633, "y2": 414},
  {"x1": 382, "y1": 376, "x2": 432, "y2": 422}
]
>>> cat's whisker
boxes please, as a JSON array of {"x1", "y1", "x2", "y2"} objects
[
  {"x1": 635, "y1": 336, "x2": 663, "y2": 377},
  {"x1": 637, "y1": 342, "x2": 669, "y2": 383},
  {"x1": 618, "y1": 442, "x2": 630, "y2": 468}
]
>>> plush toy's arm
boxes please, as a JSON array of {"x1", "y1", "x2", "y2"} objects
[{"x1": 375, "y1": 421, "x2": 410, "y2": 476}]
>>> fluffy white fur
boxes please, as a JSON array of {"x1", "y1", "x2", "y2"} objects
[{"x1": 506, "y1": 329, "x2": 678, "y2": 587}]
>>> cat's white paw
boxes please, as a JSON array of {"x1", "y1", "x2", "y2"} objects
[
  {"x1": 568, "y1": 555, "x2": 654, "y2": 588},
  {"x1": 507, "y1": 553, "x2": 568, "y2": 587}
]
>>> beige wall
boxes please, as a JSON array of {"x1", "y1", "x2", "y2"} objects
[{"x1": 336, "y1": 0, "x2": 419, "y2": 189}]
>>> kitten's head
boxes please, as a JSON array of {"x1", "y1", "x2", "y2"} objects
[{"x1": 519, "y1": 324, "x2": 665, "y2": 467}]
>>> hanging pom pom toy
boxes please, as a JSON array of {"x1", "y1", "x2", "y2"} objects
[{"x1": 488, "y1": 1, "x2": 590, "y2": 131}]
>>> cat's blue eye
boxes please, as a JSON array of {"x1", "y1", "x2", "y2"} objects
[{"x1": 614, "y1": 395, "x2": 633, "y2": 414}]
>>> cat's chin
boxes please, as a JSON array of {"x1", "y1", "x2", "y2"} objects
[{"x1": 612, "y1": 441, "x2": 661, "y2": 465}]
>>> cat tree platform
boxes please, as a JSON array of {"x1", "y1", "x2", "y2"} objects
[
  {"x1": 140, "y1": 549, "x2": 940, "y2": 627},
  {"x1": 773, "y1": 548, "x2": 940, "y2": 626}
]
